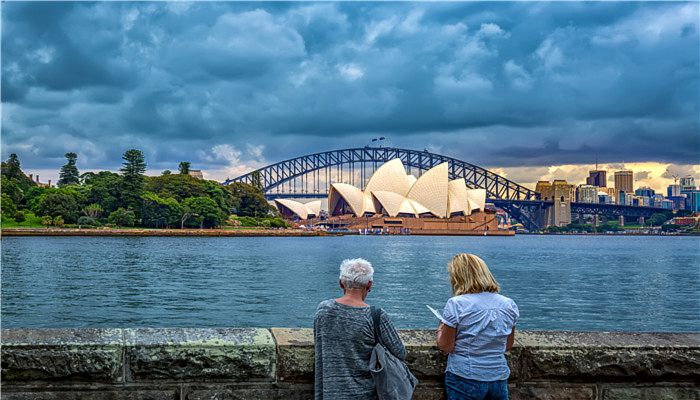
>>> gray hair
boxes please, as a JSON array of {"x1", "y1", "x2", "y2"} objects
[{"x1": 339, "y1": 258, "x2": 374, "y2": 289}]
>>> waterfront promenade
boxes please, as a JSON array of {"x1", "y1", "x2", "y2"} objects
[{"x1": 2, "y1": 327, "x2": 698, "y2": 399}]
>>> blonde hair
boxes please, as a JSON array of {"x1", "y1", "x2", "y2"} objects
[{"x1": 448, "y1": 253, "x2": 500, "y2": 295}]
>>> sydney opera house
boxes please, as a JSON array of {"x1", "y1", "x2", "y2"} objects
[{"x1": 273, "y1": 159, "x2": 506, "y2": 235}]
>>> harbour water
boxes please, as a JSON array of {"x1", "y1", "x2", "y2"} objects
[{"x1": 2, "y1": 235, "x2": 698, "y2": 331}]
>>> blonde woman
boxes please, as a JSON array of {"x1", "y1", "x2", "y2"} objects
[{"x1": 436, "y1": 254, "x2": 519, "y2": 400}]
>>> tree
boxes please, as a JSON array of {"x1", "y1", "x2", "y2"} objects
[
  {"x1": 80, "y1": 172, "x2": 97, "y2": 184},
  {"x1": 24, "y1": 187, "x2": 47, "y2": 211},
  {"x1": 647, "y1": 212, "x2": 673, "y2": 227},
  {"x1": 1, "y1": 175, "x2": 24, "y2": 204},
  {"x1": 83, "y1": 203, "x2": 104, "y2": 219},
  {"x1": 226, "y1": 182, "x2": 273, "y2": 217},
  {"x1": 145, "y1": 174, "x2": 205, "y2": 202},
  {"x1": 58, "y1": 152, "x2": 80, "y2": 187},
  {"x1": 42, "y1": 215, "x2": 53, "y2": 227},
  {"x1": 52, "y1": 216, "x2": 65, "y2": 227},
  {"x1": 1, "y1": 193, "x2": 17, "y2": 218},
  {"x1": 141, "y1": 192, "x2": 182, "y2": 228},
  {"x1": 1, "y1": 153, "x2": 29, "y2": 183},
  {"x1": 108, "y1": 208, "x2": 136, "y2": 227},
  {"x1": 34, "y1": 191, "x2": 80, "y2": 223},
  {"x1": 202, "y1": 179, "x2": 237, "y2": 213},
  {"x1": 13, "y1": 211, "x2": 26, "y2": 223},
  {"x1": 182, "y1": 196, "x2": 223, "y2": 228},
  {"x1": 162, "y1": 170, "x2": 172, "y2": 175},
  {"x1": 1, "y1": 154, "x2": 35, "y2": 204},
  {"x1": 119, "y1": 149, "x2": 147, "y2": 213},
  {"x1": 83, "y1": 171, "x2": 123, "y2": 214},
  {"x1": 78, "y1": 216, "x2": 99, "y2": 227},
  {"x1": 178, "y1": 162, "x2": 190, "y2": 175}
]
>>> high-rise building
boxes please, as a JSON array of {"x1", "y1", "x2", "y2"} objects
[
  {"x1": 660, "y1": 199, "x2": 674, "y2": 210},
  {"x1": 688, "y1": 190, "x2": 700, "y2": 212},
  {"x1": 619, "y1": 192, "x2": 634, "y2": 206},
  {"x1": 680, "y1": 175, "x2": 696, "y2": 191},
  {"x1": 635, "y1": 187, "x2": 655, "y2": 198},
  {"x1": 668, "y1": 195, "x2": 687, "y2": 210},
  {"x1": 586, "y1": 170, "x2": 607, "y2": 187},
  {"x1": 598, "y1": 191, "x2": 612, "y2": 204},
  {"x1": 602, "y1": 187, "x2": 618, "y2": 204},
  {"x1": 668, "y1": 184, "x2": 681, "y2": 197},
  {"x1": 577, "y1": 184, "x2": 598, "y2": 203},
  {"x1": 614, "y1": 170, "x2": 633, "y2": 194},
  {"x1": 634, "y1": 196, "x2": 651, "y2": 207}
]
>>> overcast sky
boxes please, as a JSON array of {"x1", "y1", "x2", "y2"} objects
[{"x1": 2, "y1": 1, "x2": 699, "y2": 190}]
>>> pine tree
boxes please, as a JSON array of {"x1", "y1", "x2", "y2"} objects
[
  {"x1": 3, "y1": 154, "x2": 23, "y2": 180},
  {"x1": 119, "y1": 149, "x2": 147, "y2": 212},
  {"x1": 58, "y1": 152, "x2": 80, "y2": 187}
]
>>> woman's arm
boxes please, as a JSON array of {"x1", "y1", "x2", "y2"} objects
[
  {"x1": 436, "y1": 322, "x2": 456, "y2": 355},
  {"x1": 505, "y1": 326, "x2": 516, "y2": 351}
]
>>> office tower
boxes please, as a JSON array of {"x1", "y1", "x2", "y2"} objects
[
  {"x1": 577, "y1": 185, "x2": 598, "y2": 203},
  {"x1": 680, "y1": 175, "x2": 696, "y2": 191},
  {"x1": 668, "y1": 184, "x2": 681, "y2": 197},
  {"x1": 635, "y1": 187, "x2": 655, "y2": 198},
  {"x1": 614, "y1": 170, "x2": 633, "y2": 194},
  {"x1": 586, "y1": 170, "x2": 607, "y2": 187}
]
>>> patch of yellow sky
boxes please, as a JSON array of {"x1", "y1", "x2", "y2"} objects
[{"x1": 493, "y1": 162, "x2": 700, "y2": 193}]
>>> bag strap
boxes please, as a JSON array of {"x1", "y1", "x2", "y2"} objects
[{"x1": 370, "y1": 305, "x2": 381, "y2": 345}]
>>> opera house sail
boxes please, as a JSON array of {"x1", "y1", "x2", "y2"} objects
[{"x1": 273, "y1": 159, "x2": 507, "y2": 235}]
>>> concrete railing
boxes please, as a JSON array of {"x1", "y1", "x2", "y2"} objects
[{"x1": 1, "y1": 328, "x2": 698, "y2": 399}]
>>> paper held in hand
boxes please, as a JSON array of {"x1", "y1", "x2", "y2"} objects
[{"x1": 426, "y1": 305, "x2": 449, "y2": 325}]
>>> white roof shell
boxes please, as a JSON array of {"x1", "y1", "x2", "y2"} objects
[
  {"x1": 466, "y1": 189, "x2": 486, "y2": 212},
  {"x1": 448, "y1": 179, "x2": 471, "y2": 216},
  {"x1": 364, "y1": 158, "x2": 410, "y2": 196},
  {"x1": 274, "y1": 199, "x2": 321, "y2": 219},
  {"x1": 407, "y1": 162, "x2": 450, "y2": 218},
  {"x1": 406, "y1": 174, "x2": 418, "y2": 187},
  {"x1": 329, "y1": 183, "x2": 366, "y2": 216}
]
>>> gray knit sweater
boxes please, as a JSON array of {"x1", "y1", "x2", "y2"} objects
[{"x1": 313, "y1": 299, "x2": 406, "y2": 400}]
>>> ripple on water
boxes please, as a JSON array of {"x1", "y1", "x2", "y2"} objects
[{"x1": 1, "y1": 235, "x2": 699, "y2": 331}]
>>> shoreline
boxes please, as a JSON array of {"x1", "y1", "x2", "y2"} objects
[
  {"x1": 0, "y1": 227, "x2": 334, "y2": 237},
  {"x1": 2, "y1": 227, "x2": 696, "y2": 237}
]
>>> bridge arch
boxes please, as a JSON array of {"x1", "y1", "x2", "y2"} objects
[{"x1": 224, "y1": 146, "x2": 539, "y2": 201}]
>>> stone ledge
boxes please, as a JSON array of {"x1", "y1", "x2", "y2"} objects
[
  {"x1": 0, "y1": 328, "x2": 123, "y2": 383},
  {"x1": 601, "y1": 385, "x2": 700, "y2": 400},
  {"x1": 124, "y1": 328, "x2": 276, "y2": 382},
  {"x1": 2, "y1": 328, "x2": 698, "y2": 394},
  {"x1": 516, "y1": 331, "x2": 700, "y2": 380}
]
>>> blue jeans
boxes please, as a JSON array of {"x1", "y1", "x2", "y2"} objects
[{"x1": 445, "y1": 371, "x2": 508, "y2": 400}]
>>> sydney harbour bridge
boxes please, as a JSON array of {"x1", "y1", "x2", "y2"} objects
[{"x1": 222, "y1": 147, "x2": 665, "y2": 231}]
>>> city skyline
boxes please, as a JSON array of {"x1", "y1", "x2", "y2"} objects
[{"x1": 2, "y1": 2, "x2": 699, "y2": 191}]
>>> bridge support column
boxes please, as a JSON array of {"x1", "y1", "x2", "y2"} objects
[
  {"x1": 593, "y1": 214, "x2": 599, "y2": 227},
  {"x1": 619, "y1": 215, "x2": 625, "y2": 227},
  {"x1": 638, "y1": 216, "x2": 645, "y2": 226}
]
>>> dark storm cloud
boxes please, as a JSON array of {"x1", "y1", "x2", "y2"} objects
[{"x1": 1, "y1": 1, "x2": 698, "y2": 176}]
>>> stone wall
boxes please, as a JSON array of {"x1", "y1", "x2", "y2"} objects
[{"x1": 1, "y1": 328, "x2": 698, "y2": 400}]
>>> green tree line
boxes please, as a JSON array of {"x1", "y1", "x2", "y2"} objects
[{"x1": 1, "y1": 150, "x2": 281, "y2": 229}]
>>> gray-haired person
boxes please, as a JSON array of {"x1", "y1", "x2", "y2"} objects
[{"x1": 314, "y1": 258, "x2": 406, "y2": 400}]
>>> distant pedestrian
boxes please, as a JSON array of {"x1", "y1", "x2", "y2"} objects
[
  {"x1": 436, "y1": 253, "x2": 519, "y2": 400},
  {"x1": 314, "y1": 258, "x2": 406, "y2": 400}
]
